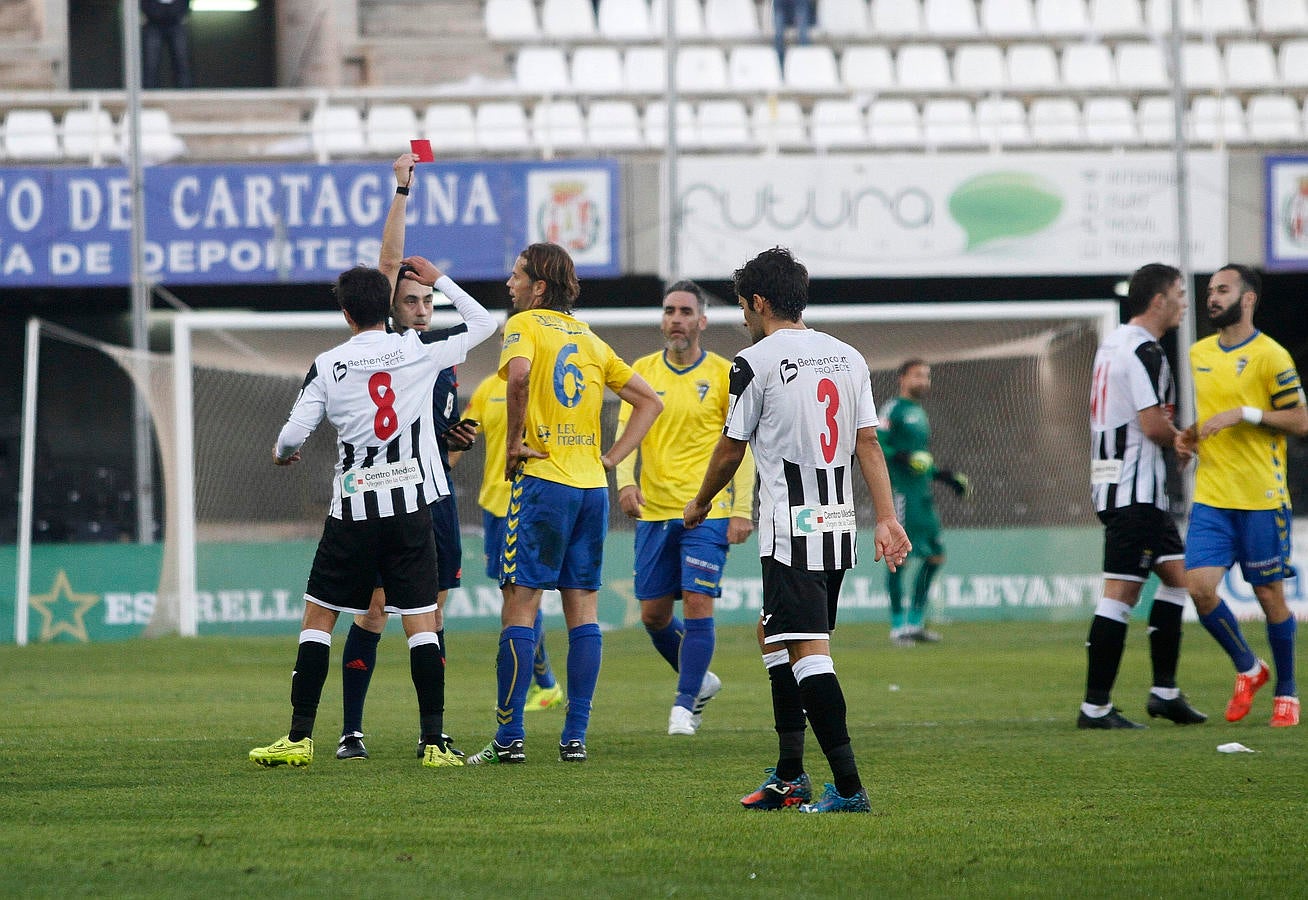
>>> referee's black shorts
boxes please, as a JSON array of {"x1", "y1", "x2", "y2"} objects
[{"x1": 306, "y1": 506, "x2": 439, "y2": 615}]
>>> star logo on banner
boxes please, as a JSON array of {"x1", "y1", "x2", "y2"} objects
[{"x1": 28, "y1": 570, "x2": 100, "y2": 643}]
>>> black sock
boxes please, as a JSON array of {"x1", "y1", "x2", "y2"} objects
[
  {"x1": 1084, "y1": 615, "x2": 1128, "y2": 706},
  {"x1": 1148, "y1": 599, "x2": 1183, "y2": 690},
  {"x1": 411, "y1": 640, "x2": 445, "y2": 743},
  {"x1": 437, "y1": 628, "x2": 447, "y2": 666},
  {"x1": 768, "y1": 662, "x2": 806, "y2": 781},
  {"x1": 341, "y1": 624, "x2": 381, "y2": 737},
  {"x1": 289, "y1": 639, "x2": 330, "y2": 741},
  {"x1": 797, "y1": 671, "x2": 860, "y2": 797}
]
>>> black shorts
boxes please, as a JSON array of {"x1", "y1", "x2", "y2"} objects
[
  {"x1": 759, "y1": 556, "x2": 846, "y2": 646},
  {"x1": 306, "y1": 507, "x2": 439, "y2": 615},
  {"x1": 428, "y1": 495, "x2": 463, "y2": 591},
  {"x1": 1097, "y1": 503, "x2": 1184, "y2": 583}
]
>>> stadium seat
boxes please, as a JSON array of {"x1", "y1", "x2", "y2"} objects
[
  {"x1": 1028, "y1": 98, "x2": 1082, "y2": 144},
  {"x1": 729, "y1": 46, "x2": 783, "y2": 92},
  {"x1": 643, "y1": 100, "x2": 696, "y2": 146},
  {"x1": 895, "y1": 43, "x2": 951, "y2": 90},
  {"x1": 954, "y1": 44, "x2": 1006, "y2": 91},
  {"x1": 1035, "y1": 0, "x2": 1089, "y2": 34},
  {"x1": 587, "y1": 100, "x2": 645, "y2": 148},
  {"x1": 751, "y1": 97, "x2": 808, "y2": 148},
  {"x1": 1195, "y1": 0, "x2": 1252, "y2": 31},
  {"x1": 365, "y1": 103, "x2": 417, "y2": 155},
  {"x1": 1246, "y1": 93, "x2": 1302, "y2": 141},
  {"x1": 3, "y1": 109, "x2": 61, "y2": 161},
  {"x1": 649, "y1": 0, "x2": 706, "y2": 36},
  {"x1": 309, "y1": 104, "x2": 364, "y2": 160},
  {"x1": 1281, "y1": 39, "x2": 1308, "y2": 86},
  {"x1": 675, "y1": 46, "x2": 729, "y2": 93},
  {"x1": 872, "y1": 0, "x2": 924, "y2": 35},
  {"x1": 923, "y1": 0, "x2": 979, "y2": 35},
  {"x1": 541, "y1": 0, "x2": 597, "y2": 37},
  {"x1": 1006, "y1": 44, "x2": 1059, "y2": 89},
  {"x1": 696, "y1": 99, "x2": 754, "y2": 148},
  {"x1": 1061, "y1": 43, "x2": 1115, "y2": 89},
  {"x1": 1089, "y1": 0, "x2": 1144, "y2": 33},
  {"x1": 1223, "y1": 41, "x2": 1278, "y2": 89},
  {"x1": 841, "y1": 45, "x2": 895, "y2": 91},
  {"x1": 922, "y1": 98, "x2": 980, "y2": 147},
  {"x1": 1136, "y1": 95, "x2": 1176, "y2": 142},
  {"x1": 817, "y1": 0, "x2": 871, "y2": 35},
  {"x1": 1259, "y1": 0, "x2": 1308, "y2": 32},
  {"x1": 980, "y1": 0, "x2": 1035, "y2": 35},
  {"x1": 810, "y1": 99, "x2": 869, "y2": 149},
  {"x1": 1144, "y1": 0, "x2": 1199, "y2": 31},
  {"x1": 597, "y1": 0, "x2": 655, "y2": 38},
  {"x1": 783, "y1": 45, "x2": 841, "y2": 91},
  {"x1": 624, "y1": 46, "x2": 667, "y2": 92},
  {"x1": 1082, "y1": 96, "x2": 1139, "y2": 145},
  {"x1": 975, "y1": 96, "x2": 1031, "y2": 146},
  {"x1": 868, "y1": 98, "x2": 923, "y2": 147},
  {"x1": 704, "y1": 0, "x2": 759, "y2": 36},
  {"x1": 532, "y1": 100, "x2": 588, "y2": 151},
  {"x1": 484, "y1": 0, "x2": 539, "y2": 41},
  {"x1": 422, "y1": 103, "x2": 477, "y2": 153},
  {"x1": 1190, "y1": 95, "x2": 1246, "y2": 143},
  {"x1": 1182, "y1": 42, "x2": 1222, "y2": 90},
  {"x1": 62, "y1": 108, "x2": 120, "y2": 162},
  {"x1": 475, "y1": 101, "x2": 532, "y2": 150},
  {"x1": 571, "y1": 46, "x2": 624, "y2": 93},
  {"x1": 1114, "y1": 42, "x2": 1168, "y2": 90},
  {"x1": 136, "y1": 108, "x2": 188, "y2": 163},
  {"x1": 515, "y1": 47, "x2": 571, "y2": 94}
]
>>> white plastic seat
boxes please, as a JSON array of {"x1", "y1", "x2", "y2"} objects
[
  {"x1": 1190, "y1": 95, "x2": 1246, "y2": 143},
  {"x1": 922, "y1": 98, "x2": 979, "y2": 147},
  {"x1": 1028, "y1": 98, "x2": 1082, "y2": 144},
  {"x1": 515, "y1": 47, "x2": 571, "y2": 94},
  {"x1": 923, "y1": 0, "x2": 979, "y2": 35},
  {"x1": 1082, "y1": 97, "x2": 1138, "y2": 145},
  {"x1": 4, "y1": 109, "x2": 61, "y2": 161},
  {"x1": 365, "y1": 104, "x2": 417, "y2": 155},
  {"x1": 1281, "y1": 39, "x2": 1308, "y2": 86},
  {"x1": 475, "y1": 101, "x2": 532, "y2": 151},
  {"x1": 1246, "y1": 94, "x2": 1302, "y2": 141},
  {"x1": 954, "y1": 44, "x2": 1006, "y2": 91},
  {"x1": 571, "y1": 46, "x2": 624, "y2": 93},
  {"x1": 1259, "y1": 0, "x2": 1308, "y2": 32},
  {"x1": 751, "y1": 98, "x2": 808, "y2": 148},
  {"x1": 649, "y1": 0, "x2": 706, "y2": 36},
  {"x1": 1114, "y1": 42, "x2": 1168, "y2": 90},
  {"x1": 696, "y1": 99, "x2": 754, "y2": 147},
  {"x1": 586, "y1": 100, "x2": 644, "y2": 148},
  {"x1": 1145, "y1": 0, "x2": 1199, "y2": 31},
  {"x1": 729, "y1": 46, "x2": 783, "y2": 92},
  {"x1": 1007, "y1": 44, "x2": 1059, "y2": 89},
  {"x1": 62, "y1": 109, "x2": 120, "y2": 161},
  {"x1": 309, "y1": 104, "x2": 364, "y2": 160},
  {"x1": 675, "y1": 46, "x2": 729, "y2": 93},
  {"x1": 643, "y1": 100, "x2": 696, "y2": 146},
  {"x1": 1035, "y1": 0, "x2": 1089, "y2": 33},
  {"x1": 1196, "y1": 0, "x2": 1252, "y2": 31},
  {"x1": 1061, "y1": 43, "x2": 1115, "y2": 89},
  {"x1": 704, "y1": 0, "x2": 759, "y2": 36},
  {"x1": 484, "y1": 0, "x2": 539, "y2": 41},
  {"x1": 532, "y1": 100, "x2": 588, "y2": 151},
  {"x1": 1136, "y1": 96, "x2": 1176, "y2": 142},
  {"x1": 872, "y1": 0, "x2": 924, "y2": 35},
  {"x1": 817, "y1": 0, "x2": 871, "y2": 34},
  {"x1": 422, "y1": 103, "x2": 477, "y2": 153},
  {"x1": 896, "y1": 43, "x2": 951, "y2": 90},
  {"x1": 810, "y1": 99, "x2": 869, "y2": 149},
  {"x1": 1181, "y1": 42, "x2": 1222, "y2": 90},
  {"x1": 783, "y1": 45, "x2": 840, "y2": 91},
  {"x1": 1223, "y1": 41, "x2": 1278, "y2": 89},
  {"x1": 976, "y1": 96, "x2": 1030, "y2": 146},
  {"x1": 841, "y1": 45, "x2": 895, "y2": 91},
  {"x1": 980, "y1": 0, "x2": 1034, "y2": 35},
  {"x1": 597, "y1": 0, "x2": 654, "y2": 38},
  {"x1": 541, "y1": 0, "x2": 597, "y2": 37},
  {"x1": 624, "y1": 46, "x2": 667, "y2": 92},
  {"x1": 867, "y1": 98, "x2": 922, "y2": 147},
  {"x1": 1089, "y1": 0, "x2": 1144, "y2": 33}
]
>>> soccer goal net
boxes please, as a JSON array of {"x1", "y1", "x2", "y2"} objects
[{"x1": 16, "y1": 300, "x2": 1116, "y2": 640}]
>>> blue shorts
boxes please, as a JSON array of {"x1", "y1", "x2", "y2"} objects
[
  {"x1": 634, "y1": 518, "x2": 729, "y2": 600},
  {"x1": 501, "y1": 475, "x2": 608, "y2": 591},
  {"x1": 1185, "y1": 502, "x2": 1295, "y2": 586},
  {"x1": 483, "y1": 509, "x2": 507, "y2": 581},
  {"x1": 428, "y1": 494, "x2": 462, "y2": 591}
]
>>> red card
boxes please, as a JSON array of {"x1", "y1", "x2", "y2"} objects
[{"x1": 410, "y1": 139, "x2": 435, "y2": 162}]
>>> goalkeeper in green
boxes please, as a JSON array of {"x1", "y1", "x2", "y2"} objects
[{"x1": 878, "y1": 359, "x2": 970, "y2": 645}]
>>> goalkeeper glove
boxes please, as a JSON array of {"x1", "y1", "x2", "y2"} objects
[
  {"x1": 894, "y1": 450, "x2": 934, "y2": 474},
  {"x1": 934, "y1": 469, "x2": 972, "y2": 498}
]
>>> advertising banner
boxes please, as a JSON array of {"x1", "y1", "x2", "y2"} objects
[
  {"x1": 674, "y1": 152, "x2": 1227, "y2": 278},
  {"x1": 0, "y1": 158, "x2": 619, "y2": 286},
  {"x1": 1265, "y1": 154, "x2": 1308, "y2": 272}
]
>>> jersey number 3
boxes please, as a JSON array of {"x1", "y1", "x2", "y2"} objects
[
  {"x1": 369, "y1": 372, "x2": 399, "y2": 440},
  {"x1": 818, "y1": 377, "x2": 839, "y2": 463}
]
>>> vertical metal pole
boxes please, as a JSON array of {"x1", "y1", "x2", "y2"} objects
[
  {"x1": 663, "y1": 0, "x2": 680, "y2": 281},
  {"x1": 123, "y1": 0, "x2": 156, "y2": 543},
  {"x1": 16, "y1": 319, "x2": 41, "y2": 647},
  {"x1": 1167, "y1": 0, "x2": 1197, "y2": 505}
]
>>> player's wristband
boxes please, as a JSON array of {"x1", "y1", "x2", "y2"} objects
[
  {"x1": 395, "y1": 185, "x2": 410, "y2": 196},
  {"x1": 1241, "y1": 406, "x2": 1263, "y2": 425}
]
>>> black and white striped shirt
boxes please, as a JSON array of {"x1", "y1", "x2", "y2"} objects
[
  {"x1": 1090, "y1": 323, "x2": 1173, "y2": 512},
  {"x1": 724, "y1": 328, "x2": 877, "y2": 571},
  {"x1": 276, "y1": 275, "x2": 494, "y2": 521}
]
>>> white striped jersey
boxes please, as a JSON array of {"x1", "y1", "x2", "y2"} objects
[
  {"x1": 1089, "y1": 323, "x2": 1173, "y2": 512},
  {"x1": 277, "y1": 275, "x2": 494, "y2": 521},
  {"x1": 724, "y1": 328, "x2": 877, "y2": 571}
]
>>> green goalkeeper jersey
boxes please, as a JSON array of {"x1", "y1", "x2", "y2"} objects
[{"x1": 878, "y1": 395, "x2": 934, "y2": 499}]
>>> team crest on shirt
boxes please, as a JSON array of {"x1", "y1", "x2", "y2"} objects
[
  {"x1": 696, "y1": 380, "x2": 710, "y2": 402},
  {"x1": 1236, "y1": 357, "x2": 1249, "y2": 375}
]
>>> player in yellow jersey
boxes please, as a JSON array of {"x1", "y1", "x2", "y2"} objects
[
  {"x1": 463, "y1": 369, "x2": 563, "y2": 712},
  {"x1": 616, "y1": 280, "x2": 756, "y2": 736},
  {"x1": 464, "y1": 242, "x2": 663, "y2": 765},
  {"x1": 1177, "y1": 265, "x2": 1308, "y2": 727}
]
